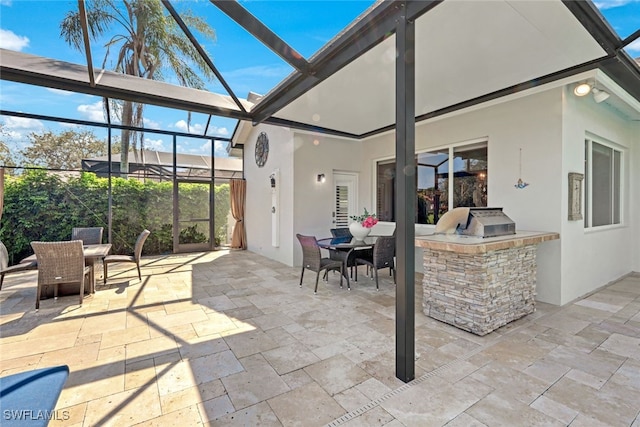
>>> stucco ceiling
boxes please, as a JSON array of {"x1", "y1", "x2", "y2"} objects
[{"x1": 272, "y1": 0, "x2": 609, "y2": 136}]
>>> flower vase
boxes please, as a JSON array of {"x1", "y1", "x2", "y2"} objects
[{"x1": 349, "y1": 222, "x2": 371, "y2": 241}]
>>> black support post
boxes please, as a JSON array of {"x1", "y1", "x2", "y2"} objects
[{"x1": 395, "y1": 3, "x2": 416, "y2": 383}]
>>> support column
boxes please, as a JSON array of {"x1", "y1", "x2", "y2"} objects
[{"x1": 395, "y1": 3, "x2": 416, "y2": 383}]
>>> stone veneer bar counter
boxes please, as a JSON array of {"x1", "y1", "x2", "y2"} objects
[{"x1": 416, "y1": 231, "x2": 559, "y2": 336}]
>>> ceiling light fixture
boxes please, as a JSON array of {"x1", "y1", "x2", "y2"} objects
[
  {"x1": 592, "y1": 87, "x2": 610, "y2": 103},
  {"x1": 573, "y1": 83, "x2": 592, "y2": 96}
]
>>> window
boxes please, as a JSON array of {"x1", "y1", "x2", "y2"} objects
[
  {"x1": 584, "y1": 137, "x2": 622, "y2": 228},
  {"x1": 376, "y1": 141, "x2": 487, "y2": 224}
]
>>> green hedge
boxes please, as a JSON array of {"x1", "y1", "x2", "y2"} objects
[{"x1": 0, "y1": 169, "x2": 231, "y2": 263}]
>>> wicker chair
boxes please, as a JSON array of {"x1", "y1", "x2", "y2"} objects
[
  {"x1": 324, "y1": 228, "x2": 371, "y2": 279},
  {"x1": 103, "y1": 230, "x2": 150, "y2": 281},
  {"x1": 31, "y1": 240, "x2": 91, "y2": 310},
  {"x1": 296, "y1": 234, "x2": 344, "y2": 293},
  {"x1": 0, "y1": 241, "x2": 37, "y2": 290},
  {"x1": 71, "y1": 227, "x2": 103, "y2": 245},
  {"x1": 354, "y1": 235, "x2": 396, "y2": 290}
]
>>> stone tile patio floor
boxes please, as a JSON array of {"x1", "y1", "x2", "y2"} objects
[{"x1": 1, "y1": 249, "x2": 639, "y2": 426}]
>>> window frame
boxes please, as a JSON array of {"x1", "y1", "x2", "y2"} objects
[
  {"x1": 373, "y1": 138, "x2": 488, "y2": 227},
  {"x1": 584, "y1": 135, "x2": 624, "y2": 230}
]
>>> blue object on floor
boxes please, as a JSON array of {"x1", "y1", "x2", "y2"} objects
[{"x1": 0, "y1": 365, "x2": 69, "y2": 426}]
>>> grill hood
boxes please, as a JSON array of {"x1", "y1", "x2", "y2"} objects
[{"x1": 435, "y1": 207, "x2": 516, "y2": 238}]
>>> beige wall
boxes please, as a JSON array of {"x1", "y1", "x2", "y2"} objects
[
  {"x1": 562, "y1": 86, "x2": 638, "y2": 304},
  {"x1": 243, "y1": 86, "x2": 638, "y2": 305},
  {"x1": 244, "y1": 124, "x2": 295, "y2": 266},
  {"x1": 360, "y1": 89, "x2": 564, "y2": 304},
  {"x1": 292, "y1": 133, "x2": 362, "y2": 266}
]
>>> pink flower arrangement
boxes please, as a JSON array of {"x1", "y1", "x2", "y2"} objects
[{"x1": 350, "y1": 208, "x2": 378, "y2": 228}]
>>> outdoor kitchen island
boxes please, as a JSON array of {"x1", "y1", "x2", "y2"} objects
[{"x1": 416, "y1": 230, "x2": 559, "y2": 336}]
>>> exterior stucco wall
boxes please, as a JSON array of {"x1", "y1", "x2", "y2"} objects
[
  {"x1": 243, "y1": 87, "x2": 638, "y2": 306},
  {"x1": 244, "y1": 124, "x2": 295, "y2": 266},
  {"x1": 562, "y1": 87, "x2": 638, "y2": 304},
  {"x1": 360, "y1": 89, "x2": 564, "y2": 304},
  {"x1": 292, "y1": 134, "x2": 362, "y2": 267}
]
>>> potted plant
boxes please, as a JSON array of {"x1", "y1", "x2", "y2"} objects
[{"x1": 349, "y1": 208, "x2": 378, "y2": 240}]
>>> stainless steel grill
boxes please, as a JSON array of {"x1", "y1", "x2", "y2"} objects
[
  {"x1": 435, "y1": 207, "x2": 516, "y2": 238},
  {"x1": 458, "y1": 207, "x2": 515, "y2": 238}
]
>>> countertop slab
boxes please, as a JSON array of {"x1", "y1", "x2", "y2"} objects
[{"x1": 415, "y1": 231, "x2": 559, "y2": 254}]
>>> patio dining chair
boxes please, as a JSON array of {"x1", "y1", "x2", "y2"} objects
[
  {"x1": 103, "y1": 229, "x2": 150, "y2": 282},
  {"x1": 0, "y1": 240, "x2": 37, "y2": 290},
  {"x1": 31, "y1": 240, "x2": 91, "y2": 310},
  {"x1": 296, "y1": 234, "x2": 343, "y2": 294},
  {"x1": 354, "y1": 235, "x2": 396, "y2": 290},
  {"x1": 71, "y1": 227, "x2": 104, "y2": 245}
]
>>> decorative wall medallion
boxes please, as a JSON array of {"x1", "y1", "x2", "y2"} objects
[{"x1": 255, "y1": 132, "x2": 269, "y2": 167}]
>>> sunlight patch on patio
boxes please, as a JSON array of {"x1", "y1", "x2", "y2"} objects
[{"x1": 1, "y1": 250, "x2": 639, "y2": 426}]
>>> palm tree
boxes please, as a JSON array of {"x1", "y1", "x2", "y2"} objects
[{"x1": 60, "y1": 0, "x2": 216, "y2": 174}]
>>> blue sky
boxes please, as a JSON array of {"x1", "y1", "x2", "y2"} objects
[
  {"x1": 1, "y1": 0, "x2": 639, "y2": 158},
  {"x1": 0, "y1": 0, "x2": 372, "y2": 157}
]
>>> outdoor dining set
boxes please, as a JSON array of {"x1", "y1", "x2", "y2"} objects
[
  {"x1": 0, "y1": 227, "x2": 150, "y2": 310},
  {"x1": 296, "y1": 228, "x2": 396, "y2": 294}
]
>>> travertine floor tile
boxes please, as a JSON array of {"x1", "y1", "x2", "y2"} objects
[
  {"x1": 125, "y1": 357, "x2": 156, "y2": 391},
  {"x1": 304, "y1": 354, "x2": 371, "y2": 396},
  {"x1": 609, "y1": 357, "x2": 640, "y2": 391},
  {"x1": 530, "y1": 395, "x2": 578, "y2": 425},
  {"x1": 469, "y1": 361, "x2": 548, "y2": 405},
  {"x1": 443, "y1": 412, "x2": 487, "y2": 426},
  {"x1": 78, "y1": 311, "x2": 127, "y2": 336},
  {"x1": 466, "y1": 391, "x2": 564, "y2": 426},
  {"x1": 49, "y1": 402, "x2": 87, "y2": 427},
  {"x1": 177, "y1": 334, "x2": 228, "y2": 360},
  {"x1": 38, "y1": 342, "x2": 101, "y2": 369},
  {"x1": 101, "y1": 325, "x2": 150, "y2": 349},
  {"x1": 267, "y1": 382, "x2": 346, "y2": 427},
  {"x1": 599, "y1": 333, "x2": 640, "y2": 359},
  {"x1": 155, "y1": 350, "x2": 242, "y2": 396},
  {"x1": 544, "y1": 377, "x2": 639, "y2": 426},
  {"x1": 159, "y1": 379, "x2": 226, "y2": 414},
  {"x1": 132, "y1": 404, "x2": 203, "y2": 426},
  {"x1": 262, "y1": 342, "x2": 321, "y2": 375},
  {"x1": 340, "y1": 406, "x2": 396, "y2": 426},
  {"x1": 208, "y1": 401, "x2": 282, "y2": 426},
  {"x1": 57, "y1": 360, "x2": 126, "y2": 407},
  {"x1": 221, "y1": 353, "x2": 290, "y2": 410},
  {"x1": 354, "y1": 377, "x2": 392, "y2": 400},
  {"x1": 197, "y1": 394, "x2": 235, "y2": 423},
  {"x1": 222, "y1": 329, "x2": 278, "y2": 358},
  {"x1": 1, "y1": 252, "x2": 638, "y2": 427},
  {"x1": 84, "y1": 381, "x2": 162, "y2": 426},
  {"x1": 125, "y1": 335, "x2": 178, "y2": 361},
  {"x1": 380, "y1": 376, "x2": 490, "y2": 427},
  {"x1": 1, "y1": 331, "x2": 78, "y2": 361},
  {"x1": 333, "y1": 386, "x2": 371, "y2": 411}
]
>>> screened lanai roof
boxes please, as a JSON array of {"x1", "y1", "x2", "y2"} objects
[
  {"x1": 1, "y1": 0, "x2": 639, "y2": 142},
  {"x1": 81, "y1": 150, "x2": 243, "y2": 180}
]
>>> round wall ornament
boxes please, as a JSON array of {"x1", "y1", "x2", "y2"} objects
[{"x1": 255, "y1": 132, "x2": 269, "y2": 167}]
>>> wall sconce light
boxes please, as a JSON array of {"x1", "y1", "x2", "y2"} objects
[
  {"x1": 573, "y1": 83, "x2": 591, "y2": 96},
  {"x1": 592, "y1": 87, "x2": 610, "y2": 103},
  {"x1": 573, "y1": 82, "x2": 610, "y2": 104},
  {"x1": 317, "y1": 173, "x2": 325, "y2": 183}
]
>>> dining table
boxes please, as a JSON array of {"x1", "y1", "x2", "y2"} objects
[
  {"x1": 316, "y1": 236, "x2": 378, "y2": 287},
  {"x1": 23, "y1": 243, "x2": 112, "y2": 295}
]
